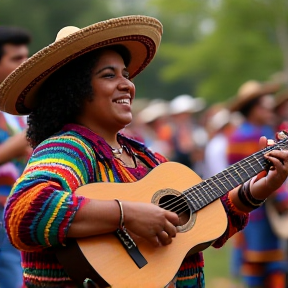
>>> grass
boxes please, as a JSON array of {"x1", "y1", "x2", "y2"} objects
[{"x1": 203, "y1": 241, "x2": 238, "y2": 287}]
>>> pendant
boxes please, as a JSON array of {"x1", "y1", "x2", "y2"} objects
[{"x1": 112, "y1": 146, "x2": 123, "y2": 158}]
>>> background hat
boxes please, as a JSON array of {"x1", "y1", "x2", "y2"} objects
[
  {"x1": 274, "y1": 87, "x2": 288, "y2": 110},
  {"x1": 229, "y1": 80, "x2": 280, "y2": 112},
  {"x1": 0, "y1": 15, "x2": 163, "y2": 115},
  {"x1": 169, "y1": 94, "x2": 206, "y2": 115},
  {"x1": 137, "y1": 99, "x2": 170, "y2": 124}
]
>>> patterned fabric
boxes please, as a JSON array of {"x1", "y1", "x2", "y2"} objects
[
  {"x1": 4, "y1": 124, "x2": 248, "y2": 288},
  {"x1": 0, "y1": 112, "x2": 28, "y2": 206},
  {"x1": 0, "y1": 111, "x2": 29, "y2": 288},
  {"x1": 227, "y1": 121, "x2": 288, "y2": 287}
]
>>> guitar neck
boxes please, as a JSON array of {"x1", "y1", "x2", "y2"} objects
[{"x1": 184, "y1": 139, "x2": 287, "y2": 212}]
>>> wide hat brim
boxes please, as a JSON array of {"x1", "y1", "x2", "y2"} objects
[
  {"x1": 229, "y1": 80, "x2": 280, "y2": 112},
  {"x1": 0, "y1": 15, "x2": 163, "y2": 115}
]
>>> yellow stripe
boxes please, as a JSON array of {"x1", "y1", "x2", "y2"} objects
[
  {"x1": 8, "y1": 183, "x2": 51, "y2": 251},
  {"x1": 107, "y1": 167, "x2": 114, "y2": 180},
  {"x1": 30, "y1": 158, "x2": 85, "y2": 183},
  {"x1": 44, "y1": 192, "x2": 69, "y2": 246}
]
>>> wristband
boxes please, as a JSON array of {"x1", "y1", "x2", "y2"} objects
[
  {"x1": 238, "y1": 180, "x2": 266, "y2": 209},
  {"x1": 115, "y1": 199, "x2": 125, "y2": 230}
]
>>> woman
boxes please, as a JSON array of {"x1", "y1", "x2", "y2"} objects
[{"x1": 0, "y1": 16, "x2": 288, "y2": 288}]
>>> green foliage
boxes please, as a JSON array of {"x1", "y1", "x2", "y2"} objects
[
  {"x1": 151, "y1": 0, "x2": 287, "y2": 103},
  {"x1": 1, "y1": 0, "x2": 287, "y2": 104},
  {"x1": 0, "y1": 0, "x2": 114, "y2": 53}
]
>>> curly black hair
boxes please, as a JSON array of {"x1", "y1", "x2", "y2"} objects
[{"x1": 27, "y1": 44, "x2": 131, "y2": 148}]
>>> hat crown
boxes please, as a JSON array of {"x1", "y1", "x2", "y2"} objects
[
  {"x1": 55, "y1": 26, "x2": 80, "y2": 42},
  {"x1": 237, "y1": 80, "x2": 262, "y2": 98},
  {"x1": 169, "y1": 94, "x2": 205, "y2": 115}
]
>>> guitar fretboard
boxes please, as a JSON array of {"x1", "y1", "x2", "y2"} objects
[{"x1": 183, "y1": 138, "x2": 288, "y2": 213}]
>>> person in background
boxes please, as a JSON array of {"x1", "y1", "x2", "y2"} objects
[
  {"x1": 1, "y1": 16, "x2": 288, "y2": 288},
  {"x1": 272, "y1": 87, "x2": 288, "y2": 287},
  {"x1": 274, "y1": 88, "x2": 288, "y2": 133},
  {"x1": 0, "y1": 26, "x2": 32, "y2": 288},
  {"x1": 227, "y1": 80, "x2": 288, "y2": 288},
  {"x1": 168, "y1": 94, "x2": 207, "y2": 177},
  {"x1": 122, "y1": 97, "x2": 149, "y2": 143},
  {"x1": 136, "y1": 99, "x2": 173, "y2": 159},
  {"x1": 203, "y1": 104, "x2": 242, "y2": 179}
]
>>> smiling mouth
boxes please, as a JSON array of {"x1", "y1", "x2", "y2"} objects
[{"x1": 114, "y1": 99, "x2": 131, "y2": 105}]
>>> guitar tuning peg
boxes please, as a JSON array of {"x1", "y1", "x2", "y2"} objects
[{"x1": 276, "y1": 131, "x2": 288, "y2": 141}]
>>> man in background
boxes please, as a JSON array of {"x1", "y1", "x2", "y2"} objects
[
  {"x1": 227, "y1": 80, "x2": 287, "y2": 288},
  {"x1": 0, "y1": 26, "x2": 32, "y2": 288}
]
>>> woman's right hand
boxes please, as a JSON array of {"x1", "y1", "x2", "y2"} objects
[{"x1": 122, "y1": 201, "x2": 179, "y2": 247}]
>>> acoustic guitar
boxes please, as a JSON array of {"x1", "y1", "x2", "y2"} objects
[{"x1": 56, "y1": 132, "x2": 288, "y2": 288}]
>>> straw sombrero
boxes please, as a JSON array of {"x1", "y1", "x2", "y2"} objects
[
  {"x1": 229, "y1": 80, "x2": 279, "y2": 112},
  {"x1": 169, "y1": 94, "x2": 206, "y2": 115},
  {"x1": 0, "y1": 15, "x2": 163, "y2": 115},
  {"x1": 137, "y1": 99, "x2": 170, "y2": 124}
]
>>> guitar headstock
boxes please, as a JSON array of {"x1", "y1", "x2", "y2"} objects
[
  {"x1": 276, "y1": 130, "x2": 288, "y2": 141},
  {"x1": 274, "y1": 130, "x2": 288, "y2": 152}
]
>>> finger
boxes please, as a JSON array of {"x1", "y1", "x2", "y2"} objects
[
  {"x1": 259, "y1": 136, "x2": 268, "y2": 150},
  {"x1": 164, "y1": 222, "x2": 177, "y2": 238},
  {"x1": 149, "y1": 235, "x2": 160, "y2": 247},
  {"x1": 157, "y1": 230, "x2": 172, "y2": 246},
  {"x1": 265, "y1": 154, "x2": 286, "y2": 169},
  {"x1": 165, "y1": 211, "x2": 180, "y2": 226},
  {"x1": 266, "y1": 150, "x2": 288, "y2": 164}
]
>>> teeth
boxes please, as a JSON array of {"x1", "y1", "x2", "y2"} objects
[{"x1": 116, "y1": 99, "x2": 130, "y2": 104}]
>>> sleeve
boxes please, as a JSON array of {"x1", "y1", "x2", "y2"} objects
[
  {"x1": 4, "y1": 135, "x2": 96, "y2": 252},
  {"x1": 212, "y1": 192, "x2": 249, "y2": 248}
]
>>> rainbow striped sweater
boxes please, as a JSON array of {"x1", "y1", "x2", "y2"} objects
[{"x1": 4, "y1": 124, "x2": 248, "y2": 288}]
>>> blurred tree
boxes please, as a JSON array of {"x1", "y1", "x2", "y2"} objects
[
  {"x1": 0, "y1": 0, "x2": 113, "y2": 53},
  {"x1": 148, "y1": 0, "x2": 288, "y2": 103},
  {"x1": 1, "y1": 0, "x2": 287, "y2": 104}
]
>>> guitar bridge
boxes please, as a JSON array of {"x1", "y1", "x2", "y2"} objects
[{"x1": 115, "y1": 228, "x2": 148, "y2": 269}]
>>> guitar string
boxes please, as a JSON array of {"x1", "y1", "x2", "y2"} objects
[
  {"x1": 159, "y1": 155, "x2": 264, "y2": 211},
  {"x1": 158, "y1": 139, "x2": 288, "y2": 214},
  {"x1": 160, "y1": 139, "x2": 287, "y2": 215}
]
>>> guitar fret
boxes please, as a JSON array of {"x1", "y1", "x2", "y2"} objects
[
  {"x1": 222, "y1": 170, "x2": 238, "y2": 188},
  {"x1": 201, "y1": 180, "x2": 220, "y2": 205},
  {"x1": 231, "y1": 168, "x2": 245, "y2": 183},
  {"x1": 253, "y1": 154, "x2": 265, "y2": 168},
  {"x1": 183, "y1": 137, "x2": 288, "y2": 213},
  {"x1": 244, "y1": 159, "x2": 258, "y2": 174}
]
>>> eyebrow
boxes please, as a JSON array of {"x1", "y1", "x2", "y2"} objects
[{"x1": 95, "y1": 65, "x2": 128, "y2": 75}]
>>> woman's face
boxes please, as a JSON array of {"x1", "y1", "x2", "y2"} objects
[{"x1": 79, "y1": 49, "x2": 136, "y2": 134}]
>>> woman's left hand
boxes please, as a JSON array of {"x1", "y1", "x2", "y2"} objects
[{"x1": 250, "y1": 136, "x2": 288, "y2": 200}]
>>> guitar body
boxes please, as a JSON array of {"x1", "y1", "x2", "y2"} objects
[{"x1": 75, "y1": 162, "x2": 228, "y2": 288}]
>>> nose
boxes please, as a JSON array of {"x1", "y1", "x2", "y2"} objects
[{"x1": 118, "y1": 77, "x2": 135, "y2": 97}]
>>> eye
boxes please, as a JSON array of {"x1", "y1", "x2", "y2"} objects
[{"x1": 103, "y1": 73, "x2": 115, "y2": 78}]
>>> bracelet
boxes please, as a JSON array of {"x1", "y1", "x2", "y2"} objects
[
  {"x1": 115, "y1": 199, "x2": 125, "y2": 230},
  {"x1": 238, "y1": 180, "x2": 266, "y2": 209}
]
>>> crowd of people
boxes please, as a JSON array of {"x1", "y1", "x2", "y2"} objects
[
  {"x1": 1, "y1": 15, "x2": 288, "y2": 288},
  {"x1": 0, "y1": 26, "x2": 32, "y2": 288},
  {"x1": 128, "y1": 81, "x2": 288, "y2": 288}
]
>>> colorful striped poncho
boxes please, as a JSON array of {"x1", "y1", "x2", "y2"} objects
[{"x1": 4, "y1": 124, "x2": 248, "y2": 288}]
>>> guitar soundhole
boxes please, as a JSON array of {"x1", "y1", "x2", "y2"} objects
[{"x1": 151, "y1": 188, "x2": 196, "y2": 233}]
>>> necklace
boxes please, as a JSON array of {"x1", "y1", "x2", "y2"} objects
[{"x1": 111, "y1": 145, "x2": 124, "y2": 158}]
